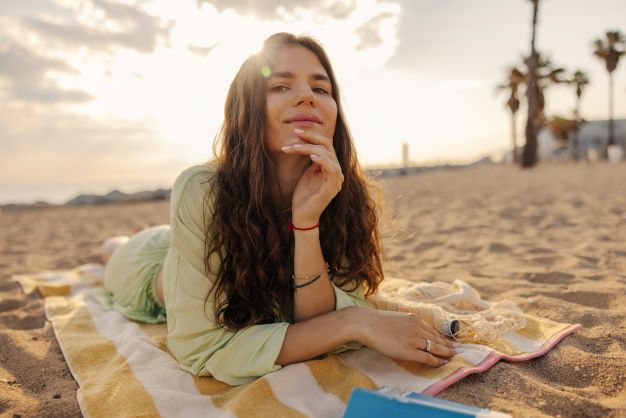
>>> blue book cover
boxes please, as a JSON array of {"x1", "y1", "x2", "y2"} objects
[{"x1": 343, "y1": 387, "x2": 512, "y2": 418}]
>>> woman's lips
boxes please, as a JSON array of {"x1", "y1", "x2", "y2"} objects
[{"x1": 287, "y1": 120, "x2": 320, "y2": 127}]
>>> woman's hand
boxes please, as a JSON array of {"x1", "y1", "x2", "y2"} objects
[
  {"x1": 282, "y1": 129, "x2": 344, "y2": 225},
  {"x1": 352, "y1": 308, "x2": 456, "y2": 367}
]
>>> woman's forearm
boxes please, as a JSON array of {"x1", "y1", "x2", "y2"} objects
[
  {"x1": 292, "y1": 227, "x2": 336, "y2": 322},
  {"x1": 275, "y1": 306, "x2": 361, "y2": 365}
]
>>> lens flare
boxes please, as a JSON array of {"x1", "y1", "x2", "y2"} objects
[{"x1": 261, "y1": 65, "x2": 271, "y2": 78}]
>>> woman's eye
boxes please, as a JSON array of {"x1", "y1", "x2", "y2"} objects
[
  {"x1": 313, "y1": 87, "x2": 329, "y2": 94},
  {"x1": 271, "y1": 85, "x2": 289, "y2": 92}
]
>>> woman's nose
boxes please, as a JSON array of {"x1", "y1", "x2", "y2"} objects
[{"x1": 294, "y1": 84, "x2": 315, "y2": 106}]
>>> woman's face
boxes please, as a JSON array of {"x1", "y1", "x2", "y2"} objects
[{"x1": 264, "y1": 45, "x2": 338, "y2": 154}]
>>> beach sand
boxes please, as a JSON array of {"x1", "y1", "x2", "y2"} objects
[{"x1": 1, "y1": 162, "x2": 625, "y2": 417}]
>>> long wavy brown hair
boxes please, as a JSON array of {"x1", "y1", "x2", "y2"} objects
[{"x1": 204, "y1": 32, "x2": 384, "y2": 331}]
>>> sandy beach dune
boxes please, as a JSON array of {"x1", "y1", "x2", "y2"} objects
[{"x1": 1, "y1": 162, "x2": 625, "y2": 417}]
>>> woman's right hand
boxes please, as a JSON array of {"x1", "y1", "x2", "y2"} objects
[{"x1": 352, "y1": 308, "x2": 456, "y2": 367}]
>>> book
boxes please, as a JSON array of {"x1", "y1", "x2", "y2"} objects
[{"x1": 342, "y1": 387, "x2": 512, "y2": 418}]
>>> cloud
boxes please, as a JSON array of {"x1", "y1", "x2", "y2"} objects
[
  {"x1": 354, "y1": 11, "x2": 395, "y2": 50},
  {"x1": 0, "y1": 43, "x2": 92, "y2": 103},
  {"x1": 0, "y1": 0, "x2": 72, "y2": 19},
  {"x1": 188, "y1": 43, "x2": 219, "y2": 57},
  {"x1": 22, "y1": 0, "x2": 173, "y2": 54},
  {"x1": 0, "y1": 101, "x2": 186, "y2": 191},
  {"x1": 200, "y1": 0, "x2": 356, "y2": 20},
  {"x1": 0, "y1": 0, "x2": 174, "y2": 104},
  {"x1": 320, "y1": 0, "x2": 355, "y2": 19}
]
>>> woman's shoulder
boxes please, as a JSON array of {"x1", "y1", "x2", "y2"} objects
[
  {"x1": 173, "y1": 160, "x2": 216, "y2": 188},
  {"x1": 170, "y1": 160, "x2": 217, "y2": 220},
  {"x1": 172, "y1": 160, "x2": 216, "y2": 195}
]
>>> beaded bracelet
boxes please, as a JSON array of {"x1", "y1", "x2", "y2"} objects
[{"x1": 292, "y1": 262, "x2": 330, "y2": 290}]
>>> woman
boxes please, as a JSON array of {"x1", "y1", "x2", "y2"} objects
[{"x1": 99, "y1": 32, "x2": 455, "y2": 386}]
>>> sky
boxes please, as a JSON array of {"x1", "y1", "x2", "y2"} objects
[{"x1": 0, "y1": 0, "x2": 625, "y2": 205}]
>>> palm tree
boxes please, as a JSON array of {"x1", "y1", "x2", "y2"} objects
[
  {"x1": 497, "y1": 67, "x2": 524, "y2": 163},
  {"x1": 547, "y1": 115, "x2": 578, "y2": 146},
  {"x1": 592, "y1": 30, "x2": 626, "y2": 158},
  {"x1": 522, "y1": 53, "x2": 567, "y2": 121},
  {"x1": 522, "y1": 0, "x2": 540, "y2": 168},
  {"x1": 515, "y1": 52, "x2": 567, "y2": 162},
  {"x1": 569, "y1": 70, "x2": 590, "y2": 159}
]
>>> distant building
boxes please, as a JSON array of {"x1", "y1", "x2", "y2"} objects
[
  {"x1": 538, "y1": 119, "x2": 626, "y2": 161},
  {"x1": 402, "y1": 143, "x2": 409, "y2": 168}
]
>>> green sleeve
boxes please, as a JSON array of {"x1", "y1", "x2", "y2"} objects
[
  {"x1": 164, "y1": 165, "x2": 289, "y2": 386},
  {"x1": 326, "y1": 281, "x2": 372, "y2": 355},
  {"x1": 333, "y1": 280, "x2": 372, "y2": 311}
]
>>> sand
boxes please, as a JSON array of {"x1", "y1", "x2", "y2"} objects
[{"x1": 1, "y1": 162, "x2": 625, "y2": 417}]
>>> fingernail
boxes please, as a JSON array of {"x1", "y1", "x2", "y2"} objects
[
  {"x1": 452, "y1": 342, "x2": 461, "y2": 348},
  {"x1": 310, "y1": 154, "x2": 319, "y2": 159},
  {"x1": 294, "y1": 128, "x2": 304, "y2": 134},
  {"x1": 281, "y1": 145, "x2": 292, "y2": 151},
  {"x1": 292, "y1": 144, "x2": 303, "y2": 148},
  {"x1": 442, "y1": 360, "x2": 450, "y2": 364}
]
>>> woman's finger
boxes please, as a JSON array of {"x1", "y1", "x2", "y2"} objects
[
  {"x1": 309, "y1": 154, "x2": 343, "y2": 180},
  {"x1": 282, "y1": 144, "x2": 343, "y2": 178},
  {"x1": 308, "y1": 155, "x2": 344, "y2": 192},
  {"x1": 281, "y1": 143, "x2": 328, "y2": 158},
  {"x1": 408, "y1": 349, "x2": 450, "y2": 367},
  {"x1": 293, "y1": 129, "x2": 336, "y2": 158},
  {"x1": 413, "y1": 317, "x2": 454, "y2": 349},
  {"x1": 418, "y1": 326, "x2": 453, "y2": 349},
  {"x1": 418, "y1": 337, "x2": 455, "y2": 358}
]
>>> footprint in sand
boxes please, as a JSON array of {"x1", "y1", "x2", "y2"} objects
[
  {"x1": 485, "y1": 242, "x2": 512, "y2": 253},
  {"x1": 569, "y1": 199, "x2": 585, "y2": 208},
  {"x1": 567, "y1": 333, "x2": 615, "y2": 355},
  {"x1": 575, "y1": 255, "x2": 599, "y2": 265},
  {"x1": 527, "y1": 247, "x2": 556, "y2": 255},
  {"x1": 528, "y1": 355, "x2": 594, "y2": 389},
  {"x1": 497, "y1": 208, "x2": 521, "y2": 219},
  {"x1": 0, "y1": 313, "x2": 45, "y2": 330},
  {"x1": 389, "y1": 254, "x2": 407, "y2": 262},
  {"x1": 412, "y1": 241, "x2": 442, "y2": 253},
  {"x1": 531, "y1": 256, "x2": 560, "y2": 266},
  {"x1": 519, "y1": 271, "x2": 575, "y2": 284},
  {"x1": 539, "y1": 290, "x2": 613, "y2": 309},
  {"x1": 0, "y1": 299, "x2": 25, "y2": 312},
  {"x1": 0, "y1": 281, "x2": 20, "y2": 292}
]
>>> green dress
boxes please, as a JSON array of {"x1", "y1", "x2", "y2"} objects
[{"x1": 94, "y1": 163, "x2": 372, "y2": 386}]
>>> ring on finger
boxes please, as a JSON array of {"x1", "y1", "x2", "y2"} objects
[{"x1": 424, "y1": 338, "x2": 432, "y2": 353}]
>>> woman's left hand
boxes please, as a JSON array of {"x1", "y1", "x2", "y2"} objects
[{"x1": 282, "y1": 129, "x2": 344, "y2": 225}]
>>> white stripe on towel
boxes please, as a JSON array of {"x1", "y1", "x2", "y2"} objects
[
  {"x1": 82, "y1": 291, "x2": 234, "y2": 418},
  {"x1": 338, "y1": 348, "x2": 438, "y2": 393},
  {"x1": 265, "y1": 362, "x2": 346, "y2": 418}
]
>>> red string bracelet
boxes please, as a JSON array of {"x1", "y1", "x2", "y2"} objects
[{"x1": 288, "y1": 220, "x2": 320, "y2": 231}]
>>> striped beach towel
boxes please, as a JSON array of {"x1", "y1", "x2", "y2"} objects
[{"x1": 14, "y1": 264, "x2": 581, "y2": 418}]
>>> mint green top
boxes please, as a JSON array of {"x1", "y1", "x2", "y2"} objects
[{"x1": 162, "y1": 164, "x2": 373, "y2": 386}]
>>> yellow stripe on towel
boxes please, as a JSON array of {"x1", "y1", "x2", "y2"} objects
[
  {"x1": 394, "y1": 355, "x2": 476, "y2": 380},
  {"x1": 193, "y1": 375, "x2": 306, "y2": 417},
  {"x1": 488, "y1": 315, "x2": 572, "y2": 356},
  {"x1": 46, "y1": 296, "x2": 161, "y2": 418},
  {"x1": 516, "y1": 315, "x2": 571, "y2": 341},
  {"x1": 136, "y1": 321, "x2": 302, "y2": 417},
  {"x1": 306, "y1": 356, "x2": 377, "y2": 403},
  {"x1": 39, "y1": 283, "x2": 73, "y2": 297}
]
